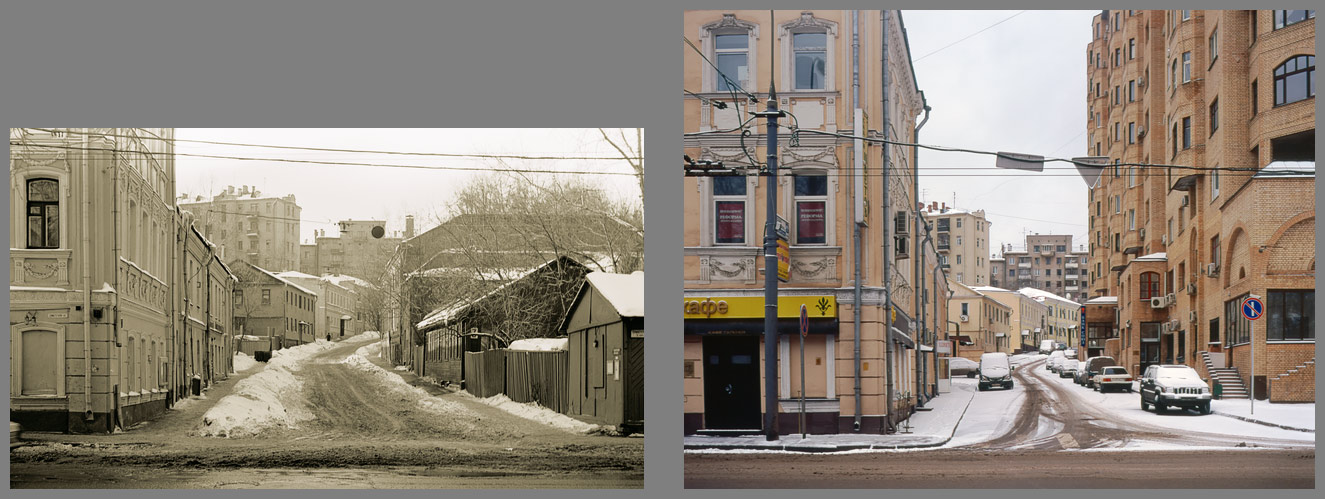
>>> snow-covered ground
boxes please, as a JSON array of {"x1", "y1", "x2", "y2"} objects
[
  {"x1": 232, "y1": 352, "x2": 259, "y2": 372},
  {"x1": 197, "y1": 332, "x2": 378, "y2": 438},
  {"x1": 1210, "y1": 399, "x2": 1315, "y2": 431},
  {"x1": 942, "y1": 375, "x2": 1029, "y2": 448},
  {"x1": 469, "y1": 394, "x2": 600, "y2": 434},
  {"x1": 340, "y1": 337, "x2": 474, "y2": 417}
]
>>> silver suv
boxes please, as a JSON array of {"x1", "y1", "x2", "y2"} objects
[{"x1": 1139, "y1": 364, "x2": 1212, "y2": 414}]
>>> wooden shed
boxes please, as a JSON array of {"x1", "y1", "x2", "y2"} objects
[{"x1": 561, "y1": 271, "x2": 643, "y2": 430}]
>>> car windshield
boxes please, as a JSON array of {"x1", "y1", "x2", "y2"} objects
[
  {"x1": 1103, "y1": 367, "x2": 1127, "y2": 375},
  {"x1": 1156, "y1": 367, "x2": 1201, "y2": 381}
]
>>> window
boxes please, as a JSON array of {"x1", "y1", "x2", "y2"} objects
[
  {"x1": 956, "y1": 255, "x2": 962, "y2": 265},
  {"x1": 1273, "y1": 55, "x2": 1315, "y2": 106},
  {"x1": 1128, "y1": 80, "x2": 1135, "y2": 102},
  {"x1": 956, "y1": 218, "x2": 962, "y2": 228},
  {"x1": 714, "y1": 33, "x2": 749, "y2": 92},
  {"x1": 1251, "y1": 80, "x2": 1259, "y2": 114},
  {"x1": 1209, "y1": 98, "x2": 1219, "y2": 134},
  {"x1": 1114, "y1": 48, "x2": 1121, "y2": 67},
  {"x1": 1225, "y1": 295, "x2": 1251, "y2": 345},
  {"x1": 1181, "y1": 10, "x2": 1190, "y2": 21},
  {"x1": 1182, "y1": 117, "x2": 1192, "y2": 149},
  {"x1": 1273, "y1": 10, "x2": 1314, "y2": 29},
  {"x1": 1267, "y1": 290, "x2": 1314, "y2": 341},
  {"x1": 956, "y1": 236, "x2": 963, "y2": 246},
  {"x1": 1211, "y1": 167, "x2": 1220, "y2": 198},
  {"x1": 1171, "y1": 122, "x2": 1179, "y2": 158},
  {"x1": 1128, "y1": 209, "x2": 1136, "y2": 230},
  {"x1": 261, "y1": 288, "x2": 271, "y2": 305},
  {"x1": 1128, "y1": 38, "x2": 1135, "y2": 59},
  {"x1": 961, "y1": 302, "x2": 969, "y2": 316},
  {"x1": 1139, "y1": 272, "x2": 1160, "y2": 300},
  {"x1": 1251, "y1": 11, "x2": 1258, "y2": 41},
  {"x1": 1114, "y1": 85, "x2": 1120, "y2": 105},
  {"x1": 1209, "y1": 28, "x2": 1218, "y2": 64},
  {"x1": 1182, "y1": 52, "x2": 1192, "y2": 83},
  {"x1": 1170, "y1": 59, "x2": 1177, "y2": 90},
  {"x1": 1209, "y1": 318, "x2": 1220, "y2": 344},
  {"x1": 26, "y1": 178, "x2": 60, "y2": 249},
  {"x1": 1128, "y1": 122, "x2": 1136, "y2": 144},
  {"x1": 793, "y1": 174, "x2": 827, "y2": 244},
  {"x1": 713, "y1": 176, "x2": 747, "y2": 244},
  {"x1": 793, "y1": 32, "x2": 827, "y2": 90}
]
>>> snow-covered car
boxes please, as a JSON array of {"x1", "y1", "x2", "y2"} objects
[
  {"x1": 1073, "y1": 360, "x2": 1091, "y2": 385},
  {"x1": 1039, "y1": 339, "x2": 1055, "y2": 354},
  {"x1": 1046, "y1": 350, "x2": 1066, "y2": 373},
  {"x1": 1081, "y1": 355, "x2": 1117, "y2": 389},
  {"x1": 1140, "y1": 364, "x2": 1212, "y2": 414},
  {"x1": 1092, "y1": 366, "x2": 1133, "y2": 392},
  {"x1": 949, "y1": 357, "x2": 980, "y2": 378},
  {"x1": 1059, "y1": 359, "x2": 1078, "y2": 378},
  {"x1": 1064, "y1": 349, "x2": 1077, "y2": 361},
  {"x1": 978, "y1": 352, "x2": 1014, "y2": 391}
]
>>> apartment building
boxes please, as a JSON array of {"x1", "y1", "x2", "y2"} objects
[
  {"x1": 948, "y1": 283, "x2": 1013, "y2": 361},
  {"x1": 275, "y1": 271, "x2": 362, "y2": 341},
  {"x1": 994, "y1": 234, "x2": 1091, "y2": 304},
  {"x1": 179, "y1": 185, "x2": 302, "y2": 272},
  {"x1": 1083, "y1": 10, "x2": 1314, "y2": 402},
  {"x1": 922, "y1": 205, "x2": 991, "y2": 287},
  {"x1": 1017, "y1": 287, "x2": 1082, "y2": 350},
  {"x1": 683, "y1": 10, "x2": 946, "y2": 435},
  {"x1": 973, "y1": 287, "x2": 1046, "y2": 353},
  {"x1": 229, "y1": 260, "x2": 317, "y2": 349}
]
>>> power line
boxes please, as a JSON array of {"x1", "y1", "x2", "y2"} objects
[
  {"x1": 913, "y1": 11, "x2": 1028, "y2": 62},
  {"x1": 682, "y1": 36, "x2": 759, "y2": 101},
  {"x1": 11, "y1": 142, "x2": 639, "y2": 177},
  {"x1": 25, "y1": 128, "x2": 632, "y2": 162}
]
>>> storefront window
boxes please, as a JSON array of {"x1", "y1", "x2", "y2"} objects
[
  {"x1": 1267, "y1": 290, "x2": 1314, "y2": 341},
  {"x1": 713, "y1": 176, "x2": 746, "y2": 244}
]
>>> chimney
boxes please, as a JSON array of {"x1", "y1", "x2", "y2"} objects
[{"x1": 405, "y1": 215, "x2": 415, "y2": 238}]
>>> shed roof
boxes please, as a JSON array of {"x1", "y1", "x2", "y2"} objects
[{"x1": 585, "y1": 271, "x2": 643, "y2": 318}]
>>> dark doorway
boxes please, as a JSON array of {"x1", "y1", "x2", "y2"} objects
[
  {"x1": 624, "y1": 335, "x2": 644, "y2": 424},
  {"x1": 1141, "y1": 341, "x2": 1160, "y2": 372},
  {"x1": 703, "y1": 335, "x2": 762, "y2": 430}
]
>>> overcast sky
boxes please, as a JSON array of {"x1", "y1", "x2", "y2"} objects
[
  {"x1": 175, "y1": 129, "x2": 641, "y2": 244},
  {"x1": 903, "y1": 10, "x2": 1096, "y2": 256}
]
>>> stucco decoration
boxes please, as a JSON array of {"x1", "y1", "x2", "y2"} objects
[{"x1": 790, "y1": 256, "x2": 836, "y2": 280}]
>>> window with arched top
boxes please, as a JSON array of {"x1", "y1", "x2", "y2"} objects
[
  {"x1": 701, "y1": 14, "x2": 759, "y2": 94},
  {"x1": 1274, "y1": 55, "x2": 1315, "y2": 106}
]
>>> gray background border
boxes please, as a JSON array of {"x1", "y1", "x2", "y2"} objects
[{"x1": 3, "y1": 0, "x2": 1319, "y2": 497}]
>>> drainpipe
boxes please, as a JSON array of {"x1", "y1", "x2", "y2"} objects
[
  {"x1": 851, "y1": 9, "x2": 864, "y2": 433},
  {"x1": 110, "y1": 131, "x2": 123, "y2": 418},
  {"x1": 913, "y1": 104, "x2": 931, "y2": 404},
  {"x1": 80, "y1": 130, "x2": 95, "y2": 424},
  {"x1": 881, "y1": 9, "x2": 895, "y2": 434}
]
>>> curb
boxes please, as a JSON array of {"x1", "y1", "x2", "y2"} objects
[
  {"x1": 1213, "y1": 412, "x2": 1314, "y2": 433},
  {"x1": 684, "y1": 385, "x2": 978, "y2": 453}
]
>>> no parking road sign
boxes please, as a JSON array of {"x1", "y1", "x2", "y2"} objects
[{"x1": 1241, "y1": 296, "x2": 1264, "y2": 321}]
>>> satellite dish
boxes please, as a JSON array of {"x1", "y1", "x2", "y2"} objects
[{"x1": 371, "y1": 226, "x2": 385, "y2": 239}]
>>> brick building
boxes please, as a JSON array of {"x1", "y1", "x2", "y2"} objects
[
  {"x1": 1082, "y1": 10, "x2": 1314, "y2": 402},
  {"x1": 178, "y1": 185, "x2": 302, "y2": 273},
  {"x1": 993, "y1": 235, "x2": 1090, "y2": 304}
]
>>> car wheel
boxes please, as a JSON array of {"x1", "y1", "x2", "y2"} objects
[
  {"x1": 978, "y1": 384, "x2": 988, "y2": 392},
  {"x1": 1006, "y1": 381, "x2": 1014, "y2": 389},
  {"x1": 967, "y1": 372, "x2": 976, "y2": 379},
  {"x1": 1140, "y1": 397, "x2": 1148, "y2": 411},
  {"x1": 1200, "y1": 403, "x2": 1211, "y2": 415},
  {"x1": 1155, "y1": 402, "x2": 1166, "y2": 412}
]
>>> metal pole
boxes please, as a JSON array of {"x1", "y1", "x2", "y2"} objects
[
  {"x1": 762, "y1": 83, "x2": 781, "y2": 441},
  {"x1": 1250, "y1": 314, "x2": 1255, "y2": 415},
  {"x1": 800, "y1": 335, "x2": 806, "y2": 439},
  {"x1": 881, "y1": 9, "x2": 895, "y2": 433}
]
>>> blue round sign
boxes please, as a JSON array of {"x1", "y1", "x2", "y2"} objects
[{"x1": 1241, "y1": 297, "x2": 1264, "y2": 321}]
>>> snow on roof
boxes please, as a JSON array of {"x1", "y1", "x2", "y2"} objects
[
  {"x1": 1255, "y1": 161, "x2": 1315, "y2": 178},
  {"x1": 971, "y1": 286, "x2": 1010, "y2": 293},
  {"x1": 321, "y1": 274, "x2": 374, "y2": 289},
  {"x1": 1084, "y1": 296, "x2": 1118, "y2": 305},
  {"x1": 1015, "y1": 287, "x2": 1080, "y2": 306},
  {"x1": 1134, "y1": 252, "x2": 1167, "y2": 262},
  {"x1": 416, "y1": 258, "x2": 577, "y2": 331},
  {"x1": 506, "y1": 338, "x2": 568, "y2": 352},
  {"x1": 256, "y1": 267, "x2": 318, "y2": 296},
  {"x1": 274, "y1": 270, "x2": 320, "y2": 280},
  {"x1": 585, "y1": 271, "x2": 643, "y2": 317}
]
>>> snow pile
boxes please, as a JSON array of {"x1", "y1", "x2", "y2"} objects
[
  {"x1": 171, "y1": 393, "x2": 208, "y2": 412},
  {"x1": 507, "y1": 338, "x2": 568, "y2": 352},
  {"x1": 340, "y1": 338, "x2": 473, "y2": 417},
  {"x1": 232, "y1": 352, "x2": 259, "y2": 372},
  {"x1": 471, "y1": 394, "x2": 600, "y2": 434},
  {"x1": 198, "y1": 333, "x2": 373, "y2": 438}
]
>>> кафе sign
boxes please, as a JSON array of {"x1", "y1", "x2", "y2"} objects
[{"x1": 684, "y1": 296, "x2": 839, "y2": 335}]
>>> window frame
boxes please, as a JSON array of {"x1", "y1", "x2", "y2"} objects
[
  {"x1": 791, "y1": 171, "x2": 829, "y2": 245},
  {"x1": 1182, "y1": 51, "x2": 1192, "y2": 83},
  {"x1": 1273, "y1": 55, "x2": 1315, "y2": 107},
  {"x1": 779, "y1": 13, "x2": 838, "y2": 92},
  {"x1": 1273, "y1": 10, "x2": 1315, "y2": 30},
  {"x1": 1266, "y1": 289, "x2": 1314, "y2": 342},
  {"x1": 701, "y1": 15, "x2": 760, "y2": 94},
  {"x1": 25, "y1": 178, "x2": 61, "y2": 249}
]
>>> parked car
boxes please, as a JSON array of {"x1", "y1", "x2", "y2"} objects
[
  {"x1": 9, "y1": 422, "x2": 21, "y2": 448},
  {"x1": 1039, "y1": 339, "x2": 1055, "y2": 354},
  {"x1": 1092, "y1": 366, "x2": 1133, "y2": 392},
  {"x1": 1064, "y1": 348, "x2": 1077, "y2": 360},
  {"x1": 1046, "y1": 350, "x2": 1066, "y2": 373},
  {"x1": 979, "y1": 352, "x2": 1015, "y2": 391},
  {"x1": 1139, "y1": 364, "x2": 1212, "y2": 414},
  {"x1": 949, "y1": 357, "x2": 980, "y2": 378},
  {"x1": 1059, "y1": 359, "x2": 1079, "y2": 378},
  {"x1": 1081, "y1": 355, "x2": 1117, "y2": 389},
  {"x1": 1073, "y1": 360, "x2": 1091, "y2": 385}
]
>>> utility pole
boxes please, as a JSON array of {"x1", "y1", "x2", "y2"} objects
[{"x1": 755, "y1": 83, "x2": 786, "y2": 441}]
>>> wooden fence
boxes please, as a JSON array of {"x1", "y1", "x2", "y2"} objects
[{"x1": 464, "y1": 349, "x2": 568, "y2": 413}]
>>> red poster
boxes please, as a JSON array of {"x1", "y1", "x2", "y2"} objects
[
  {"x1": 797, "y1": 201, "x2": 825, "y2": 244},
  {"x1": 716, "y1": 201, "x2": 745, "y2": 244}
]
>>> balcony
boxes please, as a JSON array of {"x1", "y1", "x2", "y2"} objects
[
  {"x1": 1066, "y1": 286, "x2": 1079, "y2": 292},
  {"x1": 1018, "y1": 262, "x2": 1031, "y2": 269},
  {"x1": 937, "y1": 242, "x2": 950, "y2": 251},
  {"x1": 1065, "y1": 262, "x2": 1079, "y2": 269},
  {"x1": 936, "y1": 220, "x2": 950, "y2": 232}
]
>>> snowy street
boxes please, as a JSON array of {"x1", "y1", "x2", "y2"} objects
[{"x1": 11, "y1": 333, "x2": 642, "y2": 489}]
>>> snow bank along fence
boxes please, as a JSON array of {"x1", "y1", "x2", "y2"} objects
[
  {"x1": 464, "y1": 349, "x2": 569, "y2": 414},
  {"x1": 235, "y1": 336, "x2": 278, "y2": 357}
]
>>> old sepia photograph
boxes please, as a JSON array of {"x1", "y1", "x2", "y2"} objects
[
  {"x1": 9, "y1": 127, "x2": 644, "y2": 488},
  {"x1": 682, "y1": 10, "x2": 1314, "y2": 488}
]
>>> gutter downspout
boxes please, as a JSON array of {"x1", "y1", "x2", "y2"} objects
[
  {"x1": 881, "y1": 9, "x2": 895, "y2": 434},
  {"x1": 851, "y1": 9, "x2": 864, "y2": 433},
  {"x1": 913, "y1": 104, "x2": 931, "y2": 404},
  {"x1": 81, "y1": 130, "x2": 95, "y2": 424}
]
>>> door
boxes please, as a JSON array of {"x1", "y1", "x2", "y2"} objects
[
  {"x1": 1140, "y1": 342, "x2": 1160, "y2": 374},
  {"x1": 624, "y1": 333, "x2": 644, "y2": 423},
  {"x1": 21, "y1": 330, "x2": 59, "y2": 395},
  {"x1": 703, "y1": 335, "x2": 761, "y2": 429}
]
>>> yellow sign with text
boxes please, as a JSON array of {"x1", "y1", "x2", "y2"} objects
[{"x1": 684, "y1": 296, "x2": 837, "y2": 319}]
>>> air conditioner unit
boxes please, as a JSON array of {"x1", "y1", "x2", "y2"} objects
[
  {"x1": 1165, "y1": 293, "x2": 1176, "y2": 305},
  {"x1": 960, "y1": 314, "x2": 969, "y2": 323},
  {"x1": 1137, "y1": 126, "x2": 1146, "y2": 138},
  {"x1": 1190, "y1": 311, "x2": 1198, "y2": 323},
  {"x1": 1161, "y1": 234, "x2": 1169, "y2": 245},
  {"x1": 1161, "y1": 322, "x2": 1171, "y2": 333},
  {"x1": 1170, "y1": 319, "x2": 1182, "y2": 330},
  {"x1": 1206, "y1": 263, "x2": 1219, "y2": 277},
  {"x1": 1150, "y1": 296, "x2": 1166, "y2": 309},
  {"x1": 1138, "y1": 76, "x2": 1145, "y2": 88},
  {"x1": 1181, "y1": 195, "x2": 1190, "y2": 207},
  {"x1": 1187, "y1": 283, "x2": 1197, "y2": 295}
]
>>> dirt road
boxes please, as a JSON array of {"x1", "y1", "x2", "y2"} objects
[{"x1": 12, "y1": 336, "x2": 642, "y2": 489}]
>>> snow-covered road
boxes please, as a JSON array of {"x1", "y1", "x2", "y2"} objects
[{"x1": 944, "y1": 353, "x2": 1313, "y2": 451}]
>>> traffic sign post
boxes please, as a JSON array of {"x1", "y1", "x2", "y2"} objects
[
  {"x1": 1241, "y1": 296, "x2": 1264, "y2": 414},
  {"x1": 799, "y1": 304, "x2": 808, "y2": 439}
]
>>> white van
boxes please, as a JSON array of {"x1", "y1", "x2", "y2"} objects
[
  {"x1": 978, "y1": 352, "x2": 1014, "y2": 391},
  {"x1": 1039, "y1": 339, "x2": 1055, "y2": 354}
]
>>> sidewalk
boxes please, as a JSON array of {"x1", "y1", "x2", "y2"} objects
[
  {"x1": 683, "y1": 381, "x2": 977, "y2": 453},
  {"x1": 1211, "y1": 399, "x2": 1315, "y2": 433}
]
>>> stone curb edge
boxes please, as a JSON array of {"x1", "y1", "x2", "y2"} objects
[{"x1": 1213, "y1": 411, "x2": 1314, "y2": 433}]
